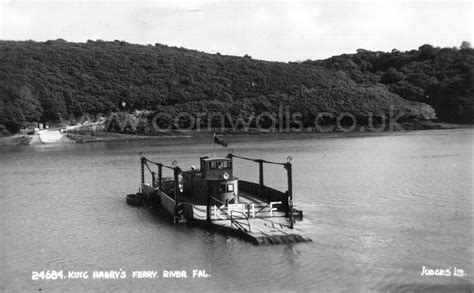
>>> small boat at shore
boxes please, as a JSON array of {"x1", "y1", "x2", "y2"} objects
[
  {"x1": 127, "y1": 152, "x2": 311, "y2": 245},
  {"x1": 126, "y1": 193, "x2": 143, "y2": 206}
]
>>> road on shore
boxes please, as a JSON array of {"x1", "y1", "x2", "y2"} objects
[{"x1": 32, "y1": 129, "x2": 75, "y2": 144}]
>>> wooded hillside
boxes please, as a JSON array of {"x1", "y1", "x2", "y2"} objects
[{"x1": 0, "y1": 40, "x2": 472, "y2": 133}]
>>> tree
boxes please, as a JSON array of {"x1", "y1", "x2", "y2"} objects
[
  {"x1": 16, "y1": 86, "x2": 43, "y2": 121},
  {"x1": 5, "y1": 120, "x2": 21, "y2": 134},
  {"x1": 460, "y1": 41, "x2": 472, "y2": 50},
  {"x1": 418, "y1": 44, "x2": 436, "y2": 59},
  {"x1": 381, "y1": 67, "x2": 405, "y2": 83}
]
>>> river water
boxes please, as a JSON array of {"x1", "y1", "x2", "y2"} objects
[{"x1": 1, "y1": 129, "x2": 472, "y2": 292}]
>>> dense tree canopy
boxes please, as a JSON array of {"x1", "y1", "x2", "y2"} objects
[
  {"x1": 312, "y1": 43, "x2": 474, "y2": 123},
  {"x1": 0, "y1": 40, "x2": 471, "y2": 134}
]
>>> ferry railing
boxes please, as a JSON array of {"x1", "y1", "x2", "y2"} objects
[
  {"x1": 210, "y1": 196, "x2": 249, "y2": 232},
  {"x1": 209, "y1": 195, "x2": 226, "y2": 206},
  {"x1": 246, "y1": 202, "x2": 284, "y2": 218},
  {"x1": 254, "y1": 203, "x2": 270, "y2": 216},
  {"x1": 230, "y1": 210, "x2": 251, "y2": 232},
  {"x1": 141, "y1": 156, "x2": 182, "y2": 207},
  {"x1": 227, "y1": 153, "x2": 293, "y2": 229},
  {"x1": 220, "y1": 207, "x2": 248, "y2": 232}
]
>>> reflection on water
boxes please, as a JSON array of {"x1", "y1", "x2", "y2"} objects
[{"x1": 0, "y1": 129, "x2": 472, "y2": 291}]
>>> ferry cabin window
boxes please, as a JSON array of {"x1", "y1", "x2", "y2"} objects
[
  {"x1": 207, "y1": 160, "x2": 231, "y2": 169},
  {"x1": 227, "y1": 183, "x2": 234, "y2": 192},
  {"x1": 222, "y1": 161, "x2": 231, "y2": 168},
  {"x1": 212, "y1": 161, "x2": 220, "y2": 169}
]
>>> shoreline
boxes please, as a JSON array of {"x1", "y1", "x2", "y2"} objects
[
  {"x1": 0, "y1": 122, "x2": 472, "y2": 146},
  {"x1": 50, "y1": 122, "x2": 474, "y2": 144},
  {"x1": 0, "y1": 128, "x2": 75, "y2": 146}
]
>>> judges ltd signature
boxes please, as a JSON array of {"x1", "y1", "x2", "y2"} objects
[{"x1": 420, "y1": 266, "x2": 467, "y2": 277}]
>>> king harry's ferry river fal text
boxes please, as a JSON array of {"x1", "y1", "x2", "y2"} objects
[{"x1": 31, "y1": 269, "x2": 210, "y2": 280}]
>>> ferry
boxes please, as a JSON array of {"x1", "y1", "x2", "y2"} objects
[{"x1": 127, "y1": 152, "x2": 311, "y2": 245}]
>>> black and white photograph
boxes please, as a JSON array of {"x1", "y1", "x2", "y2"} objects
[{"x1": 0, "y1": 0, "x2": 472, "y2": 292}]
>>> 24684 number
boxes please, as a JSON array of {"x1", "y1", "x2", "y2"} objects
[{"x1": 32, "y1": 270, "x2": 65, "y2": 280}]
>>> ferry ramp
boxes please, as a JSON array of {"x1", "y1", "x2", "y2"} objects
[{"x1": 211, "y1": 216, "x2": 311, "y2": 245}]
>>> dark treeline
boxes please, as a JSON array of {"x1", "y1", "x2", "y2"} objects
[
  {"x1": 311, "y1": 42, "x2": 473, "y2": 124},
  {"x1": 0, "y1": 39, "x2": 472, "y2": 134}
]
